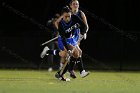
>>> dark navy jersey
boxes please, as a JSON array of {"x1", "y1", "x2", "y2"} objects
[
  {"x1": 58, "y1": 14, "x2": 87, "y2": 50},
  {"x1": 75, "y1": 10, "x2": 82, "y2": 19}
]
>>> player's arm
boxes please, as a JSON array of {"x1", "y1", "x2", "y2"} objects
[
  {"x1": 80, "y1": 11, "x2": 89, "y2": 33},
  {"x1": 54, "y1": 15, "x2": 63, "y2": 29},
  {"x1": 58, "y1": 23, "x2": 70, "y2": 51}
]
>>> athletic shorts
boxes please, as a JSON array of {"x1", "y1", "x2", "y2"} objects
[{"x1": 58, "y1": 29, "x2": 80, "y2": 50}]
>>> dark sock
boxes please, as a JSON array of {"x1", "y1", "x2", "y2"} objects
[
  {"x1": 76, "y1": 57, "x2": 84, "y2": 73},
  {"x1": 58, "y1": 63, "x2": 69, "y2": 76},
  {"x1": 68, "y1": 57, "x2": 76, "y2": 72},
  {"x1": 58, "y1": 57, "x2": 76, "y2": 76},
  {"x1": 61, "y1": 63, "x2": 69, "y2": 76},
  {"x1": 47, "y1": 49, "x2": 60, "y2": 56}
]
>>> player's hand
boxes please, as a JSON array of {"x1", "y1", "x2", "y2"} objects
[
  {"x1": 79, "y1": 34, "x2": 84, "y2": 41},
  {"x1": 66, "y1": 50, "x2": 72, "y2": 61},
  {"x1": 67, "y1": 50, "x2": 72, "y2": 57},
  {"x1": 83, "y1": 33, "x2": 87, "y2": 40}
]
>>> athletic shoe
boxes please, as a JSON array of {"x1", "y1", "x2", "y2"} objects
[
  {"x1": 69, "y1": 70, "x2": 76, "y2": 79},
  {"x1": 55, "y1": 72, "x2": 70, "y2": 81},
  {"x1": 80, "y1": 70, "x2": 89, "y2": 78},
  {"x1": 40, "y1": 46, "x2": 50, "y2": 58}
]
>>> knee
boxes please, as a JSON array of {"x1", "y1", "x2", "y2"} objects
[
  {"x1": 72, "y1": 50, "x2": 80, "y2": 58},
  {"x1": 59, "y1": 51, "x2": 67, "y2": 58}
]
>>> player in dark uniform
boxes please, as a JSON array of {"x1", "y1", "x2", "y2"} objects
[
  {"x1": 65, "y1": 0, "x2": 90, "y2": 78},
  {"x1": 41, "y1": 6, "x2": 87, "y2": 81},
  {"x1": 56, "y1": 5, "x2": 89, "y2": 81}
]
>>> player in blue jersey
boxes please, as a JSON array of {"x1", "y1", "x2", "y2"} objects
[
  {"x1": 41, "y1": 6, "x2": 88, "y2": 81},
  {"x1": 41, "y1": 1, "x2": 90, "y2": 80},
  {"x1": 51, "y1": 0, "x2": 89, "y2": 79},
  {"x1": 57, "y1": 6, "x2": 88, "y2": 81}
]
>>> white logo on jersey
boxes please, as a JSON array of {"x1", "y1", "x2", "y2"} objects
[{"x1": 65, "y1": 23, "x2": 80, "y2": 33}]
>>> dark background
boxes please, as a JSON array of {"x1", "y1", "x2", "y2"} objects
[{"x1": 0, "y1": 0, "x2": 140, "y2": 70}]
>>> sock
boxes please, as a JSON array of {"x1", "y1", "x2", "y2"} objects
[
  {"x1": 76, "y1": 57, "x2": 84, "y2": 73},
  {"x1": 61, "y1": 63, "x2": 69, "y2": 76},
  {"x1": 68, "y1": 56, "x2": 76, "y2": 72},
  {"x1": 58, "y1": 62, "x2": 69, "y2": 76},
  {"x1": 47, "y1": 49, "x2": 60, "y2": 56}
]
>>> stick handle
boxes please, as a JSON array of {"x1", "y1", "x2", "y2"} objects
[{"x1": 41, "y1": 36, "x2": 58, "y2": 46}]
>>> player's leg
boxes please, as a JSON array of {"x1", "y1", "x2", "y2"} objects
[
  {"x1": 67, "y1": 56, "x2": 77, "y2": 78},
  {"x1": 40, "y1": 46, "x2": 60, "y2": 58},
  {"x1": 47, "y1": 42, "x2": 55, "y2": 71},
  {"x1": 68, "y1": 45, "x2": 89, "y2": 78},
  {"x1": 67, "y1": 45, "x2": 81, "y2": 78},
  {"x1": 54, "y1": 37, "x2": 71, "y2": 81},
  {"x1": 55, "y1": 44, "x2": 79, "y2": 81},
  {"x1": 55, "y1": 62, "x2": 70, "y2": 81},
  {"x1": 55, "y1": 49, "x2": 75, "y2": 81},
  {"x1": 76, "y1": 45, "x2": 89, "y2": 77},
  {"x1": 67, "y1": 32, "x2": 89, "y2": 78}
]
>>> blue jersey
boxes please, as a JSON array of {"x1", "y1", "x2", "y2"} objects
[{"x1": 58, "y1": 15, "x2": 87, "y2": 50}]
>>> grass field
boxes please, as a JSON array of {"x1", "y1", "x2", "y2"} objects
[{"x1": 0, "y1": 69, "x2": 140, "y2": 93}]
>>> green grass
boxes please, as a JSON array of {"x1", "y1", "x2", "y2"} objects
[{"x1": 0, "y1": 69, "x2": 140, "y2": 93}]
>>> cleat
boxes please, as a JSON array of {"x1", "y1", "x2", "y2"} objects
[
  {"x1": 69, "y1": 70, "x2": 76, "y2": 79},
  {"x1": 40, "y1": 46, "x2": 50, "y2": 58},
  {"x1": 55, "y1": 72, "x2": 70, "y2": 81},
  {"x1": 80, "y1": 70, "x2": 89, "y2": 78}
]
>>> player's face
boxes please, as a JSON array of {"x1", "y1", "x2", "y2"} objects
[
  {"x1": 70, "y1": 1, "x2": 79, "y2": 10},
  {"x1": 63, "y1": 12, "x2": 71, "y2": 23}
]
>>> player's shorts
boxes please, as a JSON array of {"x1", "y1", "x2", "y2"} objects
[{"x1": 58, "y1": 29, "x2": 80, "y2": 51}]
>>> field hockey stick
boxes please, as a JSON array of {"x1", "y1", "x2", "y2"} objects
[
  {"x1": 59, "y1": 52, "x2": 71, "y2": 75},
  {"x1": 41, "y1": 36, "x2": 58, "y2": 46}
]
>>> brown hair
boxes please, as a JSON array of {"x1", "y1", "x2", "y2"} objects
[
  {"x1": 69, "y1": 0, "x2": 79, "y2": 5},
  {"x1": 61, "y1": 6, "x2": 71, "y2": 14}
]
